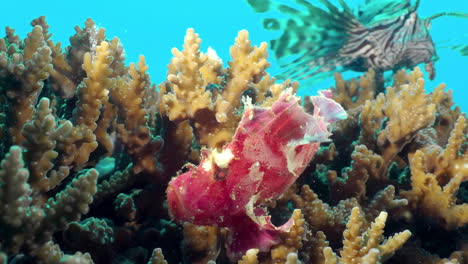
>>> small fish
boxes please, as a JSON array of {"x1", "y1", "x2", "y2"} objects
[{"x1": 247, "y1": 0, "x2": 468, "y2": 81}]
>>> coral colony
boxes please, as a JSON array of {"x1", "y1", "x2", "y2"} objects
[{"x1": 0, "y1": 15, "x2": 466, "y2": 264}]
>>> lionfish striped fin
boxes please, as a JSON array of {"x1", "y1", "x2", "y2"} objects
[
  {"x1": 357, "y1": 0, "x2": 413, "y2": 26},
  {"x1": 247, "y1": 0, "x2": 363, "y2": 81}
]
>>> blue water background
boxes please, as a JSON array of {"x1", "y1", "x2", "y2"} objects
[{"x1": 2, "y1": 0, "x2": 467, "y2": 112}]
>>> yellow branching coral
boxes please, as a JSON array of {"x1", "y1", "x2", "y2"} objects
[
  {"x1": 111, "y1": 55, "x2": 162, "y2": 174},
  {"x1": 160, "y1": 28, "x2": 295, "y2": 149},
  {"x1": 53, "y1": 121, "x2": 97, "y2": 167},
  {"x1": 292, "y1": 185, "x2": 358, "y2": 243},
  {"x1": 159, "y1": 28, "x2": 233, "y2": 149},
  {"x1": 41, "y1": 17, "x2": 108, "y2": 99},
  {"x1": 215, "y1": 29, "x2": 269, "y2": 122},
  {"x1": 46, "y1": 36, "x2": 76, "y2": 98},
  {"x1": 358, "y1": 94, "x2": 386, "y2": 148},
  {"x1": 356, "y1": 67, "x2": 438, "y2": 180},
  {"x1": 160, "y1": 28, "x2": 214, "y2": 121},
  {"x1": 113, "y1": 56, "x2": 150, "y2": 132},
  {"x1": 292, "y1": 184, "x2": 407, "y2": 248},
  {"x1": 47, "y1": 40, "x2": 76, "y2": 98},
  {"x1": 379, "y1": 68, "x2": 436, "y2": 146},
  {"x1": 94, "y1": 99, "x2": 116, "y2": 155},
  {"x1": 331, "y1": 69, "x2": 378, "y2": 110},
  {"x1": 328, "y1": 145, "x2": 384, "y2": 201},
  {"x1": 324, "y1": 207, "x2": 411, "y2": 264},
  {"x1": 2, "y1": 25, "x2": 53, "y2": 145},
  {"x1": 72, "y1": 41, "x2": 114, "y2": 165},
  {"x1": 22, "y1": 98, "x2": 70, "y2": 192},
  {"x1": 402, "y1": 115, "x2": 468, "y2": 229},
  {"x1": 429, "y1": 83, "x2": 462, "y2": 146},
  {"x1": 74, "y1": 41, "x2": 113, "y2": 131},
  {"x1": 91, "y1": 37, "x2": 124, "y2": 156}
]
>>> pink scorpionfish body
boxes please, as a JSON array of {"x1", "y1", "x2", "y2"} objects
[{"x1": 166, "y1": 89, "x2": 347, "y2": 260}]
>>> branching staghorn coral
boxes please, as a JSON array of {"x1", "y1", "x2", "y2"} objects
[
  {"x1": 291, "y1": 184, "x2": 407, "y2": 248},
  {"x1": 72, "y1": 40, "x2": 113, "y2": 164},
  {"x1": 401, "y1": 116, "x2": 467, "y2": 229},
  {"x1": 327, "y1": 144, "x2": 384, "y2": 202},
  {"x1": 0, "y1": 17, "x2": 166, "y2": 263},
  {"x1": 22, "y1": 97, "x2": 71, "y2": 192},
  {"x1": 111, "y1": 55, "x2": 163, "y2": 174},
  {"x1": 30, "y1": 16, "x2": 75, "y2": 99},
  {"x1": 0, "y1": 24, "x2": 52, "y2": 145},
  {"x1": 323, "y1": 207, "x2": 411, "y2": 264},
  {"x1": 362, "y1": 68, "x2": 436, "y2": 169},
  {"x1": 159, "y1": 28, "x2": 297, "y2": 149},
  {"x1": 378, "y1": 69, "x2": 436, "y2": 152},
  {"x1": 0, "y1": 146, "x2": 97, "y2": 260},
  {"x1": 330, "y1": 69, "x2": 378, "y2": 110}
]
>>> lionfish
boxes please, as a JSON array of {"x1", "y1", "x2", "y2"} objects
[{"x1": 247, "y1": 0, "x2": 468, "y2": 81}]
